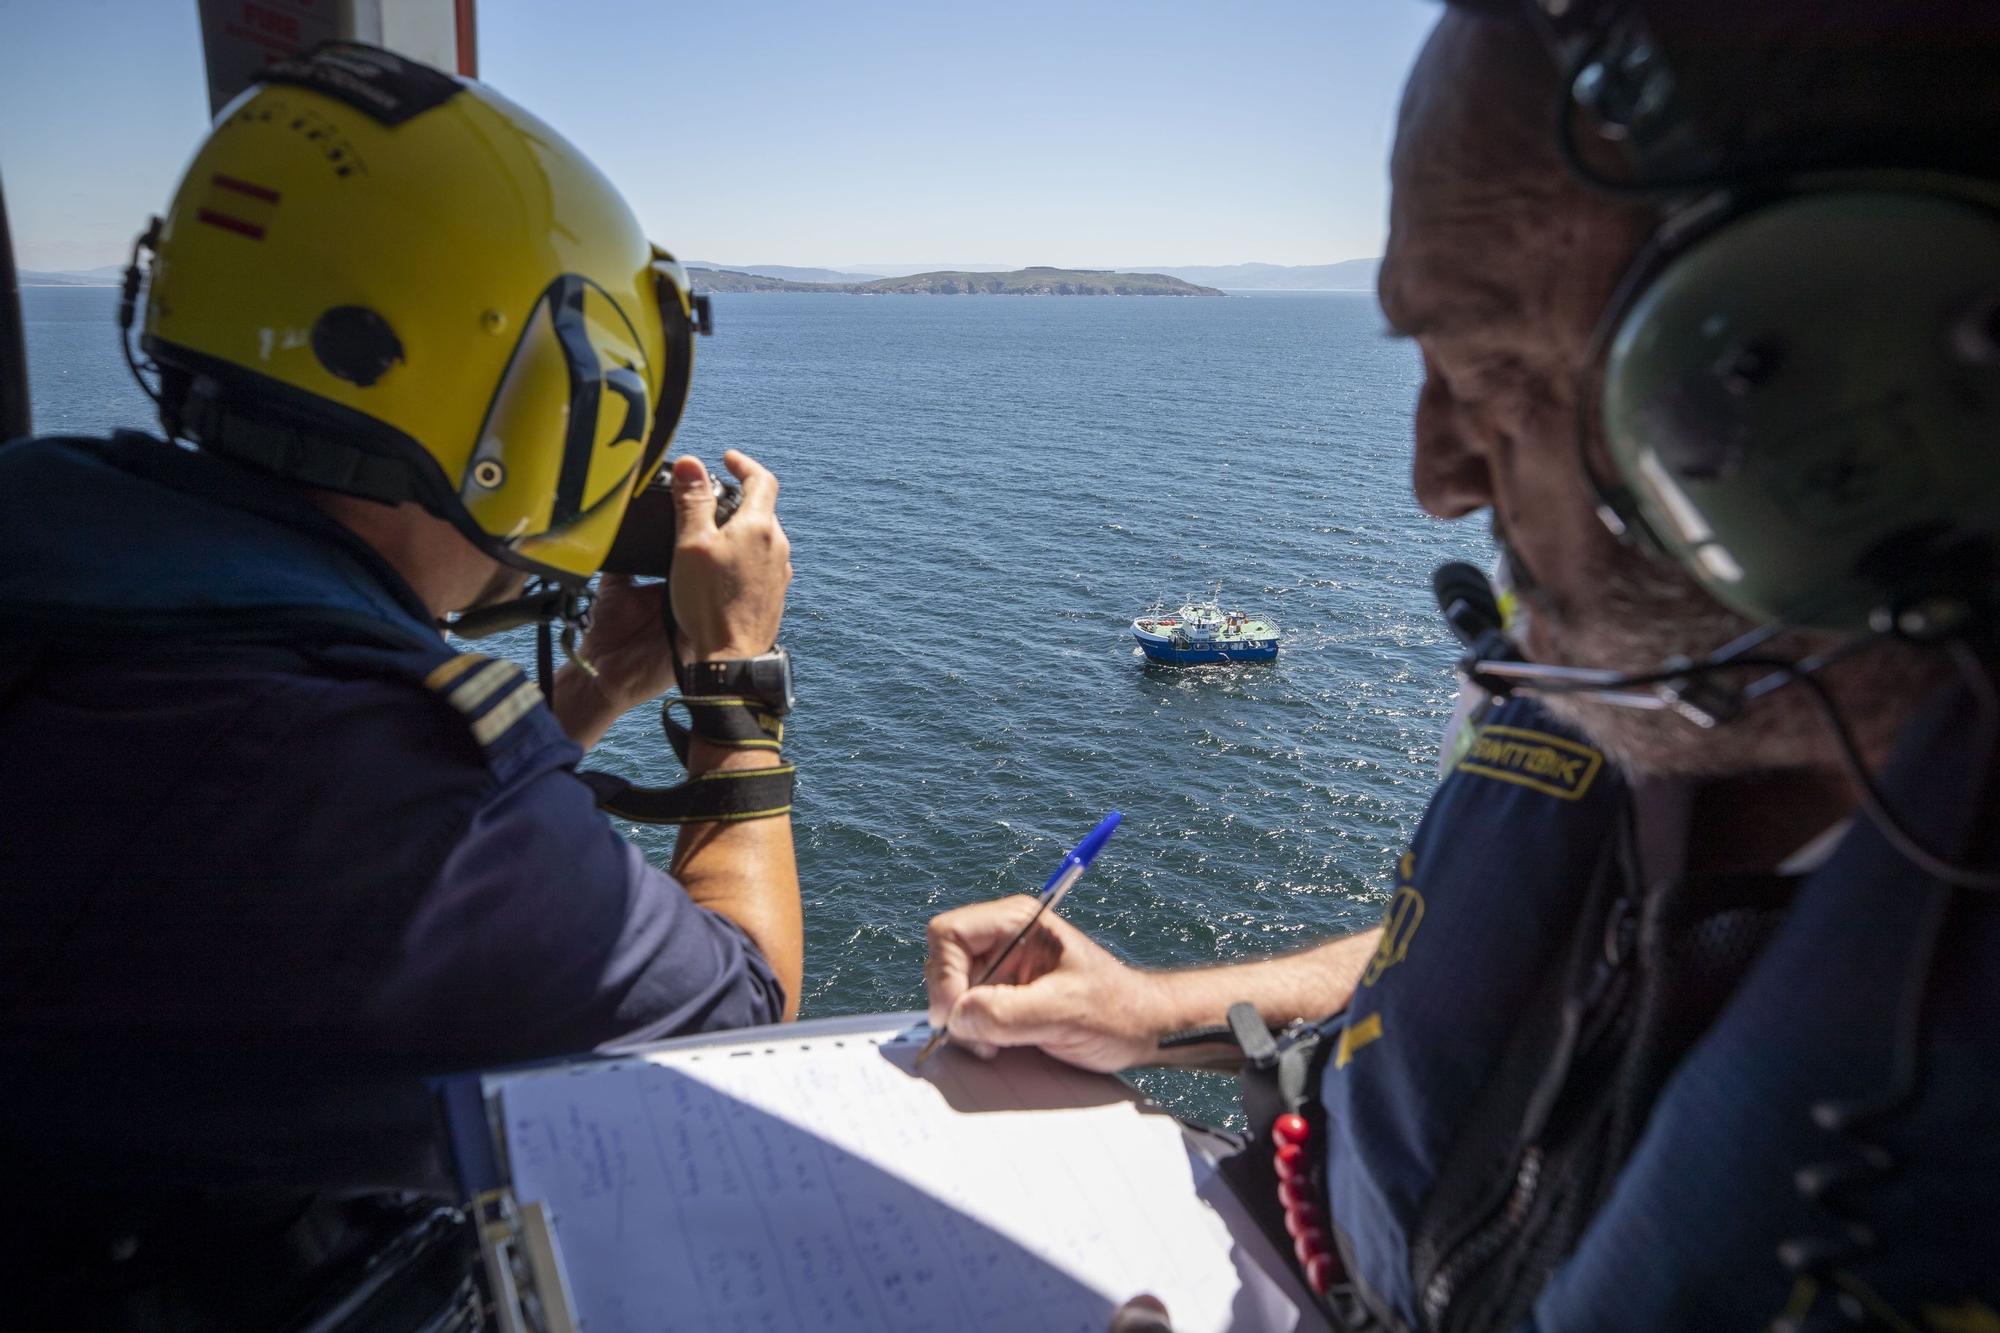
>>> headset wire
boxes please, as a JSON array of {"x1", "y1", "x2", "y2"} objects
[
  {"x1": 1787, "y1": 653, "x2": 2000, "y2": 892},
  {"x1": 1487, "y1": 641, "x2": 2000, "y2": 891}
]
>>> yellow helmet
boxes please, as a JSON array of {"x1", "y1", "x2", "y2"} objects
[{"x1": 142, "y1": 43, "x2": 706, "y2": 584}]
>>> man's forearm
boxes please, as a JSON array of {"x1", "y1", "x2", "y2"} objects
[
  {"x1": 549, "y1": 661, "x2": 803, "y2": 1018},
  {"x1": 1139, "y1": 928, "x2": 1383, "y2": 1069},
  {"x1": 670, "y1": 740, "x2": 803, "y2": 1021},
  {"x1": 549, "y1": 663, "x2": 623, "y2": 752}
]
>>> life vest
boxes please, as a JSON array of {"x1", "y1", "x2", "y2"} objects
[{"x1": 1321, "y1": 692, "x2": 2000, "y2": 1330}]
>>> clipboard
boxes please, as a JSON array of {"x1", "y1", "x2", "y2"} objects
[{"x1": 439, "y1": 1012, "x2": 1330, "y2": 1333}]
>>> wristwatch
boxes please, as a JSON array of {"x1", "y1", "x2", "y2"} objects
[{"x1": 681, "y1": 646, "x2": 795, "y2": 714}]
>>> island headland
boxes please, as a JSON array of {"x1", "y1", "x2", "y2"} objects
[{"x1": 688, "y1": 265, "x2": 1225, "y2": 297}]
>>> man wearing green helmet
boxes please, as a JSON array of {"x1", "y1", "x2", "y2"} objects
[
  {"x1": 928, "y1": 2, "x2": 2000, "y2": 1327},
  {"x1": 0, "y1": 44, "x2": 803, "y2": 1324}
]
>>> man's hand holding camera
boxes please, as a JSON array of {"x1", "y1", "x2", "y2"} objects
[
  {"x1": 667, "y1": 450, "x2": 791, "y2": 669},
  {"x1": 554, "y1": 449, "x2": 791, "y2": 752}
]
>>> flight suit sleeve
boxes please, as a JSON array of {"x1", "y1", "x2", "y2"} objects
[{"x1": 374, "y1": 761, "x2": 787, "y2": 1065}]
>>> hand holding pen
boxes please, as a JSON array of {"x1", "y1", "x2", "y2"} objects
[{"x1": 921, "y1": 813, "x2": 1167, "y2": 1072}]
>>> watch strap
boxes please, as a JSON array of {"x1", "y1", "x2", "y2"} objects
[
  {"x1": 681, "y1": 658, "x2": 743, "y2": 696},
  {"x1": 678, "y1": 649, "x2": 791, "y2": 713}
]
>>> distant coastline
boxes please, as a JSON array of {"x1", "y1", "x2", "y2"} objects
[
  {"x1": 696, "y1": 257, "x2": 1380, "y2": 293},
  {"x1": 19, "y1": 268, "x2": 121, "y2": 288},
  {"x1": 689, "y1": 265, "x2": 1225, "y2": 297},
  {"x1": 19, "y1": 258, "x2": 1381, "y2": 295}
]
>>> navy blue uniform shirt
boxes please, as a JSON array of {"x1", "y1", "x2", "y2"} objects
[
  {"x1": 1, "y1": 642, "x2": 784, "y2": 1061},
  {"x1": 0, "y1": 434, "x2": 782, "y2": 1197}
]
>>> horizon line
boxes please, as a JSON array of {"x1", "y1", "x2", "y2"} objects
[
  {"x1": 18, "y1": 255, "x2": 1386, "y2": 280},
  {"x1": 684, "y1": 258, "x2": 1383, "y2": 276}
]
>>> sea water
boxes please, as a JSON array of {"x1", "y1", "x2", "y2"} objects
[{"x1": 22, "y1": 286, "x2": 1482, "y2": 1124}]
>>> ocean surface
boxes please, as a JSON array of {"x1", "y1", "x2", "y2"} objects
[{"x1": 22, "y1": 285, "x2": 1483, "y2": 1125}]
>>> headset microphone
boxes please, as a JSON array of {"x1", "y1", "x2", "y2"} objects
[
  {"x1": 1431, "y1": 561, "x2": 1702, "y2": 717},
  {"x1": 1432, "y1": 561, "x2": 1503, "y2": 649}
]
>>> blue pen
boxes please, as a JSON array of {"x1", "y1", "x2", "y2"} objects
[{"x1": 915, "y1": 811, "x2": 1121, "y2": 1067}]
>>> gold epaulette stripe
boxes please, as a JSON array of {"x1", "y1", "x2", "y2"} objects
[
  {"x1": 451, "y1": 659, "x2": 525, "y2": 713},
  {"x1": 423, "y1": 652, "x2": 485, "y2": 692},
  {"x1": 472, "y1": 677, "x2": 544, "y2": 746},
  {"x1": 422, "y1": 653, "x2": 541, "y2": 750}
]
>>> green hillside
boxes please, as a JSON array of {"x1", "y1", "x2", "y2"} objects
[{"x1": 686, "y1": 267, "x2": 831, "y2": 292}]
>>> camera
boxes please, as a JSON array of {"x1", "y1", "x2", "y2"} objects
[
  {"x1": 445, "y1": 468, "x2": 738, "y2": 642},
  {"x1": 600, "y1": 469, "x2": 742, "y2": 578}
]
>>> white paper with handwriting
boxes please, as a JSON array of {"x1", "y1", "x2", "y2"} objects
[{"x1": 491, "y1": 1018, "x2": 1312, "y2": 1333}]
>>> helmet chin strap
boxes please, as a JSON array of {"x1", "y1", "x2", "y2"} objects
[
  {"x1": 442, "y1": 580, "x2": 595, "y2": 696},
  {"x1": 118, "y1": 216, "x2": 164, "y2": 411}
]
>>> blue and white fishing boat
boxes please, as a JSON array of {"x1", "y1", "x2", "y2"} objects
[{"x1": 1131, "y1": 595, "x2": 1280, "y2": 665}]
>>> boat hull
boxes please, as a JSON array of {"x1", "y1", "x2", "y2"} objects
[{"x1": 1132, "y1": 633, "x2": 1279, "y2": 665}]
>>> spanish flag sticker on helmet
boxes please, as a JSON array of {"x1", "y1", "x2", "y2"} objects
[{"x1": 461, "y1": 275, "x2": 659, "y2": 580}]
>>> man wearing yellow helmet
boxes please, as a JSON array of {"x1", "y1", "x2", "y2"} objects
[{"x1": 0, "y1": 44, "x2": 800, "y2": 1322}]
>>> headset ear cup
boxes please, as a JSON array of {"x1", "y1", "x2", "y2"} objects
[
  {"x1": 1599, "y1": 184, "x2": 2000, "y2": 633},
  {"x1": 1580, "y1": 195, "x2": 1739, "y2": 562}
]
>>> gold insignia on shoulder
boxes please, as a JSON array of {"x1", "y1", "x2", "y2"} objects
[{"x1": 422, "y1": 652, "x2": 541, "y2": 748}]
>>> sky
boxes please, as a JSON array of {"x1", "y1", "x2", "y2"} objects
[{"x1": 0, "y1": 0, "x2": 1440, "y2": 274}]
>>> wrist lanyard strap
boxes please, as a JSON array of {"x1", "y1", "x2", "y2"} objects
[
  {"x1": 577, "y1": 763, "x2": 794, "y2": 825},
  {"x1": 661, "y1": 695, "x2": 785, "y2": 765}
]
